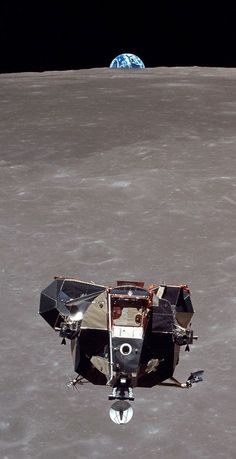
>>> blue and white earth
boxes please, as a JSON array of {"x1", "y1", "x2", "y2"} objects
[{"x1": 109, "y1": 53, "x2": 145, "y2": 69}]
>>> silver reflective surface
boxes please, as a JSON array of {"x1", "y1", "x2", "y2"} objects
[{"x1": 109, "y1": 401, "x2": 134, "y2": 424}]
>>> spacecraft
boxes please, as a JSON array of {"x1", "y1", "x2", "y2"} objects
[{"x1": 39, "y1": 277, "x2": 203, "y2": 424}]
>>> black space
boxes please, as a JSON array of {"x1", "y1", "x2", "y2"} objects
[{"x1": 0, "y1": 2, "x2": 236, "y2": 73}]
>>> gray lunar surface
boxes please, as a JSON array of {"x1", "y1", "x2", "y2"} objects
[{"x1": 0, "y1": 67, "x2": 236, "y2": 459}]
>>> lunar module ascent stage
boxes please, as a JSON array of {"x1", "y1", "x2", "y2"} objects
[{"x1": 39, "y1": 278, "x2": 203, "y2": 423}]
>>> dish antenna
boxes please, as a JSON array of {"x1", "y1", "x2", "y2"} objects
[{"x1": 109, "y1": 401, "x2": 134, "y2": 424}]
